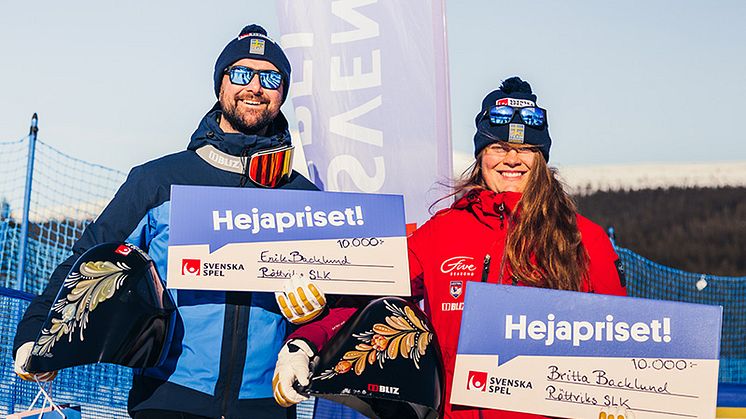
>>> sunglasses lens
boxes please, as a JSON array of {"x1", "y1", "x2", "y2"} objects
[
  {"x1": 259, "y1": 71, "x2": 282, "y2": 90},
  {"x1": 489, "y1": 106, "x2": 514, "y2": 124},
  {"x1": 228, "y1": 67, "x2": 254, "y2": 85},
  {"x1": 520, "y1": 107, "x2": 546, "y2": 126},
  {"x1": 248, "y1": 146, "x2": 294, "y2": 188}
]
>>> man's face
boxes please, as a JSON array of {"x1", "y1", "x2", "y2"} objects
[{"x1": 219, "y1": 58, "x2": 284, "y2": 135}]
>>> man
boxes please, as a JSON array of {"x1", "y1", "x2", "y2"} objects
[{"x1": 13, "y1": 24, "x2": 322, "y2": 419}]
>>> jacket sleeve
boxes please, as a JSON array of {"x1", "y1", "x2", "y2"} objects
[
  {"x1": 13, "y1": 165, "x2": 155, "y2": 355},
  {"x1": 287, "y1": 232, "x2": 427, "y2": 353},
  {"x1": 582, "y1": 220, "x2": 627, "y2": 296}
]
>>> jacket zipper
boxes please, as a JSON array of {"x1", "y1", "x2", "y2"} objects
[
  {"x1": 481, "y1": 254, "x2": 491, "y2": 282},
  {"x1": 497, "y1": 208, "x2": 514, "y2": 285},
  {"x1": 221, "y1": 305, "x2": 243, "y2": 418}
]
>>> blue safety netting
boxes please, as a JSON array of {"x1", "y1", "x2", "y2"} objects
[
  {"x1": 0, "y1": 136, "x2": 127, "y2": 294},
  {"x1": 0, "y1": 287, "x2": 133, "y2": 417},
  {"x1": 619, "y1": 247, "x2": 746, "y2": 383}
]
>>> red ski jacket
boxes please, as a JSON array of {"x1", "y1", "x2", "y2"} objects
[{"x1": 291, "y1": 189, "x2": 627, "y2": 419}]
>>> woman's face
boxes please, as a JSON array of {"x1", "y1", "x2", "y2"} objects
[{"x1": 480, "y1": 142, "x2": 539, "y2": 193}]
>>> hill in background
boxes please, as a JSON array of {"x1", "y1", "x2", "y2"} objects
[{"x1": 575, "y1": 186, "x2": 746, "y2": 277}]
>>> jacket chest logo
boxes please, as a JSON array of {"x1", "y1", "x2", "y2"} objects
[
  {"x1": 440, "y1": 256, "x2": 477, "y2": 277},
  {"x1": 208, "y1": 150, "x2": 242, "y2": 169},
  {"x1": 449, "y1": 280, "x2": 463, "y2": 299}
]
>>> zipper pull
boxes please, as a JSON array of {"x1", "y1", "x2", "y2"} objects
[
  {"x1": 497, "y1": 202, "x2": 506, "y2": 229},
  {"x1": 481, "y1": 254, "x2": 491, "y2": 282}
]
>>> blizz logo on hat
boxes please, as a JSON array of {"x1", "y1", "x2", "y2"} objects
[
  {"x1": 496, "y1": 98, "x2": 535, "y2": 108},
  {"x1": 182, "y1": 259, "x2": 201, "y2": 276},
  {"x1": 249, "y1": 38, "x2": 265, "y2": 55},
  {"x1": 114, "y1": 245, "x2": 132, "y2": 256},
  {"x1": 467, "y1": 371, "x2": 488, "y2": 391}
]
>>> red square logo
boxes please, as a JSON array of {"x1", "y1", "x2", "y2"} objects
[
  {"x1": 115, "y1": 245, "x2": 132, "y2": 256},
  {"x1": 182, "y1": 259, "x2": 201, "y2": 276},
  {"x1": 467, "y1": 371, "x2": 488, "y2": 391}
]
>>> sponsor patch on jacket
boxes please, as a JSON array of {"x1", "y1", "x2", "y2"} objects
[
  {"x1": 508, "y1": 123, "x2": 525, "y2": 143},
  {"x1": 496, "y1": 98, "x2": 536, "y2": 108},
  {"x1": 249, "y1": 38, "x2": 266, "y2": 55},
  {"x1": 440, "y1": 256, "x2": 477, "y2": 277},
  {"x1": 441, "y1": 302, "x2": 464, "y2": 312},
  {"x1": 450, "y1": 280, "x2": 463, "y2": 299}
]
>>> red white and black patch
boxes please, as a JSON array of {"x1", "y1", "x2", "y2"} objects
[
  {"x1": 496, "y1": 97, "x2": 535, "y2": 108},
  {"x1": 114, "y1": 244, "x2": 132, "y2": 256},
  {"x1": 449, "y1": 280, "x2": 463, "y2": 299}
]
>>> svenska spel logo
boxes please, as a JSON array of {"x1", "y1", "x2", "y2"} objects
[
  {"x1": 182, "y1": 259, "x2": 201, "y2": 276},
  {"x1": 114, "y1": 245, "x2": 132, "y2": 256},
  {"x1": 467, "y1": 371, "x2": 488, "y2": 392}
]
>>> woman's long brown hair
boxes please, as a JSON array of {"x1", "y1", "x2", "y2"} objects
[{"x1": 442, "y1": 149, "x2": 589, "y2": 291}]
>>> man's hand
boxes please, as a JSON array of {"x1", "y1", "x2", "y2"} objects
[
  {"x1": 14, "y1": 342, "x2": 57, "y2": 382},
  {"x1": 273, "y1": 339, "x2": 315, "y2": 407},
  {"x1": 275, "y1": 276, "x2": 326, "y2": 324}
]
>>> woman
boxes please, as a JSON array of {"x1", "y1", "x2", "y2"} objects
[{"x1": 273, "y1": 77, "x2": 627, "y2": 418}]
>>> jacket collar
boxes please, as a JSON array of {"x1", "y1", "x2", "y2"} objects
[
  {"x1": 187, "y1": 102, "x2": 291, "y2": 157},
  {"x1": 452, "y1": 188, "x2": 522, "y2": 229}
]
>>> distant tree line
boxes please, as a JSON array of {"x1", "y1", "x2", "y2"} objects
[{"x1": 575, "y1": 186, "x2": 746, "y2": 277}]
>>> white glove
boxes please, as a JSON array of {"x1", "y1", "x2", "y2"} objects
[
  {"x1": 14, "y1": 342, "x2": 57, "y2": 382},
  {"x1": 599, "y1": 407, "x2": 636, "y2": 419},
  {"x1": 272, "y1": 339, "x2": 315, "y2": 407},
  {"x1": 275, "y1": 275, "x2": 326, "y2": 325}
]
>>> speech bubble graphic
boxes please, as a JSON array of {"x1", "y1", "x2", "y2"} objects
[
  {"x1": 169, "y1": 185, "x2": 406, "y2": 253},
  {"x1": 457, "y1": 283, "x2": 721, "y2": 365}
]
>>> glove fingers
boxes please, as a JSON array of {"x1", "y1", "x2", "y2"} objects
[
  {"x1": 296, "y1": 287, "x2": 317, "y2": 312},
  {"x1": 287, "y1": 293, "x2": 305, "y2": 316},
  {"x1": 293, "y1": 310, "x2": 323, "y2": 324},
  {"x1": 308, "y1": 283, "x2": 326, "y2": 306},
  {"x1": 16, "y1": 371, "x2": 35, "y2": 381},
  {"x1": 272, "y1": 375, "x2": 293, "y2": 407},
  {"x1": 275, "y1": 294, "x2": 295, "y2": 320},
  {"x1": 272, "y1": 374, "x2": 306, "y2": 407},
  {"x1": 276, "y1": 277, "x2": 327, "y2": 324},
  {"x1": 16, "y1": 371, "x2": 57, "y2": 382},
  {"x1": 296, "y1": 371, "x2": 310, "y2": 387}
]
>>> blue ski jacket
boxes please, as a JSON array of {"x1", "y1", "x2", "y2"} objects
[{"x1": 14, "y1": 104, "x2": 318, "y2": 418}]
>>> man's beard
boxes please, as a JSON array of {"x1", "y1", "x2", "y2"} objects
[{"x1": 220, "y1": 100, "x2": 275, "y2": 135}]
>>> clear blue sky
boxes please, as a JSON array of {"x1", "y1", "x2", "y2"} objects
[{"x1": 1, "y1": 0, "x2": 745, "y2": 172}]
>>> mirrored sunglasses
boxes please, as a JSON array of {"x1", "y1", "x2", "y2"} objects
[
  {"x1": 224, "y1": 66, "x2": 283, "y2": 90},
  {"x1": 483, "y1": 105, "x2": 547, "y2": 127}
]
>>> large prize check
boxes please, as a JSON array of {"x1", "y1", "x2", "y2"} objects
[
  {"x1": 451, "y1": 283, "x2": 722, "y2": 418},
  {"x1": 167, "y1": 185, "x2": 410, "y2": 295}
]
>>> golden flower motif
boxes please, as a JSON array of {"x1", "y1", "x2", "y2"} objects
[
  {"x1": 32, "y1": 259, "x2": 131, "y2": 357},
  {"x1": 334, "y1": 360, "x2": 352, "y2": 374},
  {"x1": 371, "y1": 334, "x2": 388, "y2": 351},
  {"x1": 315, "y1": 301, "x2": 433, "y2": 381}
]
